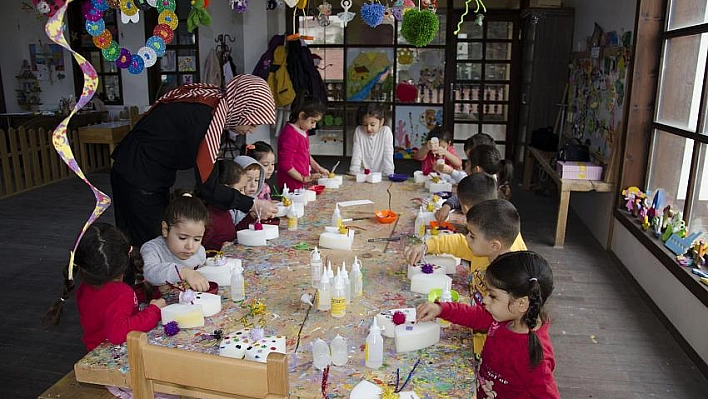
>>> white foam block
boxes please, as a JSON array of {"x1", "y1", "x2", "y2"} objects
[
  {"x1": 425, "y1": 254, "x2": 460, "y2": 274},
  {"x1": 318, "y1": 177, "x2": 341, "y2": 189},
  {"x1": 249, "y1": 224, "x2": 279, "y2": 240},
  {"x1": 237, "y1": 229, "x2": 267, "y2": 246},
  {"x1": 304, "y1": 189, "x2": 317, "y2": 202},
  {"x1": 198, "y1": 258, "x2": 241, "y2": 286},
  {"x1": 376, "y1": 308, "x2": 416, "y2": 338},
  {"x1": 290, "y1": 192, "x2": 308, "y2": 204},
  {"x1": 192, "y1": 292, "x2": 221, "y2": 317},
  {"x1": 429, "y1": 182, "x2": 453, "y2": 193},
  {"x1": 398, "y1": 392, "x2": 421, "y2": 399},
  {"x1": 407, "y1": 263, "x2": 445, "y2": 279},
  {"x1": 275, "y1": 203, "x2": 289, "y2": 217},
  {"x1": 355, "y1": 173, "x2": 366, "y2": 182},
  {"x1": 318, "y1": 230, "x2": 355, "y2": 250},
  {"x1": 161, "y1": 303, "x2": 204, "y2": 328},
  {"x1": 413, "y1": 170, "x2": 427, "y2": 184},
  {"x1": 394, "y1": 321, "x2": 440, "y2": 353},
  {"x1": 219, "y1": 329, "x2": 253, "y2": 359},
  {"x1": 244, "y1": 335, "x2": 287, "y2": 363},
  {"x1": 366, "y1": 172, "x2": 382, "y2": 183},
  {"x1": 410, "y1": 273, "x2": 452, "y2": 294},
  {"x1": 350, "y1": 380, "x2": 382, "y2": 399}
]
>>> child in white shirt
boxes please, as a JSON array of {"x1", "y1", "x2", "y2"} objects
[{"x1": 349, "y1": 104, "x2": 395, "y2": 176}]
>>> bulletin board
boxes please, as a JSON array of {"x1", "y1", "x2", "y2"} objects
[{"x1": 565, "y1": 41, "x2": 632, "y2": 182}]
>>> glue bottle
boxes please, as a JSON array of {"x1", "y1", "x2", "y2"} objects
[
  {"x1": 340, "y1": 262, "x2": 351, "y2": 304},
  {"x1": 316, "y1": 269, "x2": 331, "y2": 311},
  {"x1": 287, "y1": 205, "x2": 299, "y2": 231},
  {"x1": 230, "y1": 264, "x2": 245, "y2": 302},
  {"x1": 331, "y1": 203, "x2": 342, "y2": 228},
  {"x1": 312, "y1": 338, "x2": 331, "y2": 370},
  {"x1": 330, "y1": 275, "x2": 346, "y2": 318},
  {"x1": 414, "y1": 206, "x2": 426, "y2": 238},
  {"x1": 327, "y1": 261, "x2": 335, "y2": 286},
  {"x1": 330, "y1": 335, "x2": 348, "y2": 366},
  {"x1": 310, "y1": 246, "x2": 323, "y2": 289},
  {"x1": 438, "y1": 280, "x2": 452, "y2": 328},
  {"x1": 351, "y1": 257, "x2": 363, "y2": 298},
  {"x1": 365, "y1": 318, "x2": 384, "y2": 369}
]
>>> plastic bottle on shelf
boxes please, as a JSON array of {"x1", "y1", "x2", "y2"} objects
[
  {"x1": 312, "y1": 338, "x2": 331, "y2": 370},
  {"x1": 438, "y1": 280, "x2": 452, "y2": 328},
  {"x1": 331, "y1": 203, "x2": 342, "y2": 228},
  {"x1": 351, "y1": 256, "x2": 363, "y2": 298},
  {"x1": 230, "y1": 264, "x2": 245, "y2": 302},
  {"x1": 330, "y1": 275, "x2": 346, "y2": 318},
  {"x1": 330, "y1": 335, "x2": 348, "y2": 366},
  {"x1": 364, "y1": 318, "x2": 384, "y2": 369},
  {"x1": 310, "y1": 246, "x2": 323, "y2": 289},
  {"x1": 316, "y1": 269, "x2": 331, "y2": 311}
]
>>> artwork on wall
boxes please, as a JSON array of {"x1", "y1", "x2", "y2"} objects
[
  {"x1": 346, "y1": 48, "x2": 394, "y2": 101},
  {"x1": 29, "y1": 43, "x2": 64, "y2": 71},
  {"x1": 394, "y1": 105, "x2": 442, "y2": 159}
]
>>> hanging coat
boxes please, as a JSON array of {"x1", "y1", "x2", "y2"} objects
[{"x1": 286, "y1": 39, "x2": 328, "y2": 104}]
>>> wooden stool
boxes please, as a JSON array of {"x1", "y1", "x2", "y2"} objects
[{"x1": 38, "y1": 370, "x2": 115, "y2": 399}]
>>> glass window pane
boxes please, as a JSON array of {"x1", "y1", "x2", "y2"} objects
[
  {"x1": 481, "y1": 124, "x2": 507, "y2": 143},
  {"x1": 486, "y1": 63, "x2": 511, "y2": 80},
  {"x1": 455, "y1": 21, "x2": 483, "y2": 39},
  {"x1": 347, "y1": 15, "x2": 394, "y2": 45},
  {"x1": 300, "y1": 16, "x2": 344, "y2": 45},
  {"x1": 346, "y1": 48, "x2": 394, "y2": 101},
  {"x1": 656, "y1": 34, "x2": 707, "y2": 131},
  {"x1": 668, "y1": 0, "x2": 708, "y2": 30},
  {"x1": 394, "y1": 105, "x2": 442, "y2": 153},
  {"x1": 395, "y1": 49, "x2": 445, "y2": 103},
  {"x1": 181, "y1": 74, "x2": 195, "y2": 85},
  {"x1": 487, "y1": 21, "x2": 513, "y2": 40},
  {"x1": 688, "y1": 144, "x2": 708, "y2": 233},
  {"x1": 454, "y1": 123, "x2": 479, "y2": 141},
  {"x1": 104, "y1": 76, "x2": 120, "y2": 102},
  {"x1": 313, "y1": 104, "x2": 345, "y2": 156},
  {"x1": 397, "y1": 12, "x2": 446, "y2": 45},
  {"x1": 161, "y1": 50, "x2": 177, "y2": 72},
  {"x1": 457, "y1": 62, "x2": 481, "y2": 80},
  {"x1": 456, "y1": 41, "x2": 482, "y2": 60},
  {"x1": 482, "y1": 104, "x2": 508, "y2": 122},
  {"x1": 647, "y1": 129, "x2": 693, "y2": 213},
  {"x1": 486, "y1": 42, "x2": 512, "y2": 60},
  {"x1": 102, "y1": 56, "x2": 118, "y2": 73}
]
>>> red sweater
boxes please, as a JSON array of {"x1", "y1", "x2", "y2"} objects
[
  {"x1": 421, "y1": 145, "x2": 461, "y2": 175},
  {"x1": 203, "y1": 205, "x2": 236, "y2": 251},
  {"x1": 277, "y1": 123, "x2": 310, "y2": 190},
  {"x1": 76, "y1": 281, "x2": 161, "y2": 351},
  {"x1": 440, "y1": 302, "x2": 560, "y2": 399}
]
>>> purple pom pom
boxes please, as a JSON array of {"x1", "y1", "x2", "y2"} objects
[
  {"x1": 164, "y1": 321, "x2": 180, "y2": 336},
  {"x1": 361, "y1": 2, "x2": 385, "y2": 28},
  {"x1": 420, "y1": 263, "x2": 434, "y2": 274}
]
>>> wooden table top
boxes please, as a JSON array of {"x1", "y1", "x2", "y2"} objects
[{"x1": 74, "y1": 177, "x2": 476, "y2": 398}]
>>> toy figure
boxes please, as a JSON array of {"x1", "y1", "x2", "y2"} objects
[
  {"x1": 692, "y1": 240, "x2": 707, "y2": 268},
  {"x1": 641, "y1": 215, "x2": 650, "y2": 231}
]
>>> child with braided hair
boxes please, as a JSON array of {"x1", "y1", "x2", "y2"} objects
[{"x1": 416, "y1": 251, "x2": 560, "y2": 399}]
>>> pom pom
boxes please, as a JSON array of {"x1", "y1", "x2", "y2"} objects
[
  {"x1": 254, "y1": 222, "x2": 264, "y2": 231},
  {"x1": 392, "y1": 311, "x2": 406, "y2": 325},
  {"x1": 164, "y1": 321, "x2": 180, "y2": 336},
  {"x1": 249, "y1": 327, "x2": 265, "y2": 341},
  {"x1": 179, "y1": 288, "x2": 197, "y2": 304},
  {"x1": 400, "y1": 9, "x2": 440, "y2": 47},
  {"x1": 364, "y1": 168, "x2": 371, "y2": 175},
  {"x1": 360, "y1": 2, "x2": 385, "y2": 28},
  {"x1": 420, "y1": 263, "x2": 434, "y2": 274}
]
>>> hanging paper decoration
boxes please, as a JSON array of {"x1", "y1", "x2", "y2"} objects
[
  {"x1": 44, "y1": 0, "x2": 111, "y2": 281},
  {"x1": 120, "y1": 0, "x2": 140, "y2": 23},
  {"x1": 421, "y1": 0, "x2": 437, "y2": 12},
  {"x1": 317, "y1": 1, "x2": 331, "y2": 26},
  {"x1": 400, "y1": 9, "x2": 439, "y2": 47},
  {"x1": 391, "y1": 0, "x2": 414, "y2": 21},
  {"x1": 454, "y1": 0, "x2": 486, "y2": 34},
  {"x1": 231, "y1": 0, "x2": 248, "y2": 12},
  {"x1": 85, "y1": 0, "x2": 177, "y2": 74},
  {"x1": 337, "y1": 0, "x2": 355, "y2": 27},
  {"x1": 360, "y1": 1, "x2": 384, "y2": 28},
  {"x1": 187, "y1": 0, "x2": 211, "y2": 31},
  {"x1": 33, "y1": 0, "x2": 67, "y2": 17}
]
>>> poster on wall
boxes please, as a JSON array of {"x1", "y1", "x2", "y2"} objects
[
  {"x1": 346, "y1": 48, "x2": 394, "y2": 101},
  {"x1": 394, "y1": 105, "x2": 442, "y2": 159},
  {"x1": 29, "y1": 43, "x2": 64, "y2": 71}
]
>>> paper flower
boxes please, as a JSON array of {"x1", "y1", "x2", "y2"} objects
[{"x1": 164, "y1": 321, "x2": 180, "y2": 336}]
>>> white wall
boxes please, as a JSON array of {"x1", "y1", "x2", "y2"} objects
[{"x1": 612, "y1": 222, "x2": 708, "y2": 364}]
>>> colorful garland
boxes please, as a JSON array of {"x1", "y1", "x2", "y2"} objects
[{"x1": 84, "y1": 0, "x2": 177, "y2": 74}]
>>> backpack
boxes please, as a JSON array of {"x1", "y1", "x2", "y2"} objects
[
  {"x1": 252, "y1": 35, "x2": 285, "y2": 81},
  {"x1": 267, "y1": 45, "x2": 296, "y2": 107}
]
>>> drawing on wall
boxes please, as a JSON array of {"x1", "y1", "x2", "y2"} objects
[
  {"x1": 29, "y1": 43, "x2": 64, "y2": 71},
  {"x1": 394, "y1": 105, "x2": 442, "y2": 159},
  {"x1": 346, "y1": 48, "x2": 394, "y2": 101}
]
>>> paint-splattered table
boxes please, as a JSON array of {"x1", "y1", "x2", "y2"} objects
[{"x1": 74, "y1": 177, "x2": 476, "y2": 398}]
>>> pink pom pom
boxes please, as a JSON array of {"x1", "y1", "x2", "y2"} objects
[{"x1": 392, "y1": 311, "x2": 406, "y2": 325}]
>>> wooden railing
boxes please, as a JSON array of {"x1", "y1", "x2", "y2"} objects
[{"x1": 0, "y1": 127, "x2": 111, "y2": 199}]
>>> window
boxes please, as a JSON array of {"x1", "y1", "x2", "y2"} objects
[{"x1": 647, "y1": 0, "x2": 708, "y2": 234}]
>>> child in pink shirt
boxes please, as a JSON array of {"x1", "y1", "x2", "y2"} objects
[{"x1": 415, "y1": 125, "x2": 462, "y2": 175}]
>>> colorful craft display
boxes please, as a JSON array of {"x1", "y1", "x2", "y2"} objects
[
  {"x1": 192, "y1": 292, "x2": 222, "y2": 317},
  {"x1": 424, "y1": 254, "x2": 460, "y2": 274},
  {"x1": 219, "y1": 328, "x2": 287, "y2": 363},
  {"x1": 187, "y1": 0, "x2": 211, "y2": 32}
]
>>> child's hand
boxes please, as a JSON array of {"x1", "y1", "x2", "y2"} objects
[
  {"x1": 435, "y1": 204, "x2": 451, "y2": 223},
  {"x1": 252, "y1": 199, "x2": 278, "y2": 219},
  {"x1": 181, "y1": 268, "x2": 210, "y2": 292},
  {"x1": 149, "y1": 298, "x2": 167, "y2": 308},
  {"x1": 319, "y1": 167, "x2": 330, "y2": 176},
  {"x1": 403, "y1": 243, "x2": 425, "y2": 265},
  {"x1": 432, "y1": 162, "x2": 454, "y2": 175},
  {"x1": 416, "y1": 302, "x2": 442, "y2": 322}
]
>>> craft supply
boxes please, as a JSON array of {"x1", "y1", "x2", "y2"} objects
[
  {"x1": 341, "y1": 263, "x2": 351, "y2": 304},
  {"x1": 429, "y1": 181, "x2": 453, "y2": 193},
  {"x1": 395, "y1": 321, "x2": 441, "y2": 353},
  {"x1": 198, "y1": 258, "x2": 241, "y2": 287},
  {"x1": 410, "y1": 273, "x2": 452, "y2": 294},
  {"x1": 692, "y1": 268, "x2": 708, "y2": 278},
  {"x1": 366, "y1": 172, "x2": 382, "y2": 183},
  {"x1": 376, "y1": 308, "x2": 416, "y2": 338},
  {"x1": 351, "y1": 257, "x2": 363, "y2": 297},
  {"x1": 331, "y1": 203, "x2": 342, "y2": 228},
  {"x1": 291, "y1": 190, "x2": 309, "y2": 204},
  {"x1": 193, "y1": 292, "x2": 222, "y2": 317},
  {"x1": 318, "y1": 177, "x2": 342, "y2": 189},
  {"x1": 407, "y1": 262, "x2": 444, "y2": 279},
  {"x1": 330, "y1": 275, "x2": 346, "y2": 318},
  {"x1": 287, "y1": 205, "x2": 301, "y2": 231},
  {"x1": 245, "y1": 335, "x2": 287, "y2": 363},
  {"x1": 249, "y1": 223, "x2": 279, "y2": 240},
  {"x1": 161, "y1": 303, "x2": 205, "y2": 328},
  {"x1": 219, "y1": 329, "x2": 252, "y2": 359},
  {"x1": 317, "y1": 269, "x2": 331, "y2": 311},
  {"x1": 330, "y1": 335, "x2": 348, "y2": 366},
  {"x1": 237, "y1": 227, "x2": 267, "y2": 246},
  {"x1": 327, "y1": 261, "x2": 335, "y2": 286},
  {"x1": 425, "y1": 254, "x2": 460, "y2": 274},
  {"x1": 318, "y1": 229, "x2": 355, "y2": 250},
  {"x1": 350, "y1": 380, "x2": 383, "y2": 399},
  {"x1": 230, "y1": 264, "x2": 245, "y2": 302},
  {"x1": 310, "y1": 247, "x2": 323, "y2": 289},
  {"x1": 337, "y1": 199, "x2": 374, "y2": 207},
  {"x1": 438, "y1": 281, "x2": 452, "y2": 328},
  {"x1": 312, "y1": 338, "x2": 331, "y2": 370},
  {"x1": 367, "y1": 236, "x2": 402, "y2": 242},
  {"x1": 414, "y1": 207, "x2": 426, "y2": 238},
  {"x1": 355, "y1": 173, "x2": 366, "y2": 182},
  {"x1": 413, "y1": 170, "x2": 427, "y2": 184},
  {"x1": 365, "y1": 318, "x2": 384, "y2": 369}
]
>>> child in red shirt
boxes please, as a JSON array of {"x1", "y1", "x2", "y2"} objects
[
  {"x1": 417, "y1": 251, "x2": 560, "y2": 399},
  {"x1": 415, "y1": 125, "x2": 462, "y2": 175},
  {"x1": 202, "y1": 160, "x2": 247, "y2": 251}
]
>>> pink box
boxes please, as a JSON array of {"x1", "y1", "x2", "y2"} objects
[{"x1": 556, "y1": 161, "x2": 603, "y2": 180}]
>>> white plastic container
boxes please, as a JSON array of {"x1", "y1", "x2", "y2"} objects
[
  {"x1": 230, "y1": 264, "x2": 245, "y2": 301},
  {"x1": 351, "y1": 257, "x2": 363, "y2": 297},
  {"x1": 316, "y1": 269, "x2": 331, "y2": 311},
  {"x1": 330, "y1": 335, "x2": 348, "y2": 366},
  {"x1": 312, "y1": 338, "x2": 331, "y2": 370},
  {"x1": 310, "y1": 247, "x2": 323, "y2": 289},
  {"x1": 365, "y1": 318, "x2": 384, "y2": 369}
]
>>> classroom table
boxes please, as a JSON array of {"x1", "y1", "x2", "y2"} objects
[
  {"x1": 74, "y1": 177, "x2": 476, "y2": 398},
  {"x1": 77, "y1": 120, "x2": 130, "y2": 167}
]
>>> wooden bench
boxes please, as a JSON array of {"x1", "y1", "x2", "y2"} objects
[
  {"x1": 522, "y1": 146, "x2": 614, "y2": 248},
  {"x1": 38, "y1": 370, "x2": 114, "y2": 399}
]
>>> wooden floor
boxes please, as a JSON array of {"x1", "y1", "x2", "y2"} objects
[{"x1": 2, "y1": 169, "x2": 707, "y2": 399}]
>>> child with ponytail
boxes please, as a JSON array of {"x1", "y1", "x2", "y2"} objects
[{"x1": 416, "y1": 251, "x2": 560, "y2": 399}]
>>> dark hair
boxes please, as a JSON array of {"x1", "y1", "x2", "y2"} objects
[
  {"x1": 463, "y1": 133, "x2": 495, "y2": 154},
  {"x1": 356, "y1": 103, "x2": 386, "y2": 125},
  {"x1": 242, "y1": 141, "x2": 274, "y2": 162},
  {"x1": 468, "y1": 145, "x2": 514, "y2": 200},
  {"x1": 466, "y1": 199, "x2": 520, "y2": 248},
  {"x1": 215, "y1": 160, "x2": 246, "y2": 186},
  {"x1": 164, "y1": 190, "x2": 210, "y2": 228},
  {"x1": 43, "y1": 223, "x2": 143, "y2": 327},
  {"x1": 288, "y1": 93, "x2": 326, "y2": 123},
  {"x1": 426, "y1": 125, "x2": 453, "y2": 144},
  {"x1": 485, "y1": 251, "x2": 554, "y2": 368},
  {"x1": 457, "y1": 173, "x2": 499, "y2": 209}
]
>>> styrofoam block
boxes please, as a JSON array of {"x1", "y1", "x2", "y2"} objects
[
  {"x1": 376, "y1": 308, "x2": 416, "y2": 338},
  {"x1": 425, "y1": 254, "x2": 461, "y2": 274},
  {"x1": 237, "y1": 229, "x2": 267, "y2": 246},
  {"x1": 318, "y1": 177, "x2": 341, "y2": 189},
  {"x1": 429, "y1": 182, "x2": 453, "y2": 193},
  {"x1": 407, "y1": 263, "x2": 445, "y2": 279},
  {"x1": 249, "y1": 223, "x2": 279, "y2": 240},
  {"x1": 192, "y1": 292, "x2": 221, "y2": 317},
  {"x1": 410, "y1": 273, "x2": 452, "y2": 294},
  {"x1": 161, "y1": 303, "x2": 204, "y2": 328},
  {"x1": 318, "y1": 230, "x2": 355, "y2": 250},
  {"x1": 199, "y1": 257, "x2": 241, "y2": 286},
  {"x1": 394, "y1": 321, "x2": 440, "y2": 353},
  {"x1": 350, "y1": 380, "x2": 382, "y2": 399},
  {"x1": 244, "y1": 335, "x2": 287, "y2": 363},
  {"x1": 366, "y1": 172, "x2": 382, "y2": 183}
]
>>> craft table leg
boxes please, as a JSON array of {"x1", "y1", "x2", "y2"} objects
[
  {"x1": 555, "y1": 189, "x2": 570, "y2": 248},
  {"x1": 522, "y1": 149, "x2": 535, "y2": 191}
]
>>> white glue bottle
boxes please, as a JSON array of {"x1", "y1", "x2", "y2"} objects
[
  {"x1": 230, "y1": 264, "x2": 245, "y2": 302},
  {"x1": 365, "y1": 317, "x2": 384, "y2": 369},
  {"x1": 330, "y1": 275, "x2": 346, "y2": 318},
  {"x1": 438, "y1": 280, "x2": 453, "y2": 328},
  {"x1": 312, "y1": 338, "x2": 331, "y2": 370},
  {"x1": 340, "y1": 262, "x2": 351, "y2": 304},
  {"x1": 327, "y1": 261, "x2": 335, "y2": 286},
  {"x1": 331, "y1": 203, "x2": 342, "y2": 228},
  {"x1": 414, "y1": 206, "x2": 426, "y2": 238},
  {"x1": 310, "y1": 246, "x2": 323, "y2": 289},
  {"x1": 316, "y1": 269, "x2": 331, "y2": 311},
  {"x1": 330, "y1": 335, "x2": 348, "y2": 366},
  {"x1": 351, "y1": 256, "x2": 363, "y2": 298}
]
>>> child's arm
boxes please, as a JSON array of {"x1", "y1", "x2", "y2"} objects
[
  {"x1": 349, "y1": 128, "x2": 364, "y2": 175},
  {"x1": 425, "y1": 234, "x2": 475, "y2": 260},
  {"x1": 414, "y1": 140, "x2": 431, "y2": 161},
  {"x1": 416, "y1": 301, "x2": 493, "y2": 330},
  {"x1": 310, "y1": 156, "x2": 329, "y2": 176},
  {"x1": 104, "y1": 287, "x2": 163, "y2": 345},
  {"x1": 438, "y1": 146, "x2": 462, "y2": 169},
  {"x1": 141, "y1": 241, "x2": 182, "y2": 286},
  {"x1": 382, "y1": 127, "x2": 395, "y2": 176}
]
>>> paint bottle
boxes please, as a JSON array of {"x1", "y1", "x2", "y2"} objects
[
  {"x1": 312, "y1": 338, "x2": 331, "y2": 370},
  {"x1": 351, "y1": 256, "x2": 363, "y2": 298},
  {"x1": 330, "y1": 335, "x2": 348, "y2": 366},
  {"x1": 287, "y1": 205, "x2": 299, "y2": 231},
  {"x1": 438, "y1": 280, "x2": 452, "y2": 328},
  {"x1": 310, "y1": 246, "x2": 323, "y2": 289},
  {"x1": 316, "y1": 269, "x2": 331, "y2": 311},
  {"x1": 330, "y1": 274, "x2": 346, "y2": 318},
  {"x1": 230, "y1": 264, "x2": 245, "y2": 302},
  {"x1": 414, "y1": 207, "x2": 426, "y2": 238},
  {"x1": 340, "y1": 262, "x2": 351, "y2": 304},
  {"x1": 327, "y1": 261, "x2": 335, "y2": 286},
  {"x1": 331, "y1": 203, "x2": 342, "y2": 228},
  {"x1": 365, "y1": 317, "x2": 383, "y2": 369}
]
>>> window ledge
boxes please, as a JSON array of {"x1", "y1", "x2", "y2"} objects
[{"x1": 614, "y1": 209, "x2": 708, "y2": 307}]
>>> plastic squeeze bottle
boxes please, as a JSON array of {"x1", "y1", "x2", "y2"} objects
[
  {"x1": 438, "y1": 280, "x2": 453, "y2": 328},
  {"x1": 316, "y1": 269, "x2": 331, "y2": 311},
  {"x1": 331, "y1": 203, "x2": 342, "y2": 228},
  {"x1": 351, "y1": 257, "x2": 363, "y2": 297},
  {"x1": 310, "y1": 247, "x2": 323, "y2": 289},
  {"x1": 312, "y1": 338, "x2": 331, "y2": 370},
  {"x1": 330, "y1": 335, "x2": 348, "y2": 366},
  {"x1": 230, "y1": 264, "x2": 245, "y2": 302},
  {"x1": 340, "y1": 262, "x2": 351, "y2": 304},
  {"x1": 365, "y1": 318, "x2": 384, "y2": 369},
  {"x1": 330, "y1": 275, "x2": 346, "y2": 318},
  {"x1": 414, "y1": 206, "x2": 426, "y2": 238}
]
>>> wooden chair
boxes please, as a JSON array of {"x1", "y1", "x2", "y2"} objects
[
  {"x1": 127, "y1": 331, "x2": 289, "y2": 399},
  {"x1": 128, "y1": 106, "x2": 143, "y2": 129}
]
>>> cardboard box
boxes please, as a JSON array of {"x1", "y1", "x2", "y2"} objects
[
  {"x1": 529, "y1": 0, "x2": 562, "y2": 7},
  {"x1": 556, "y1": 161, "x2": 603, "y2": 180}
]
